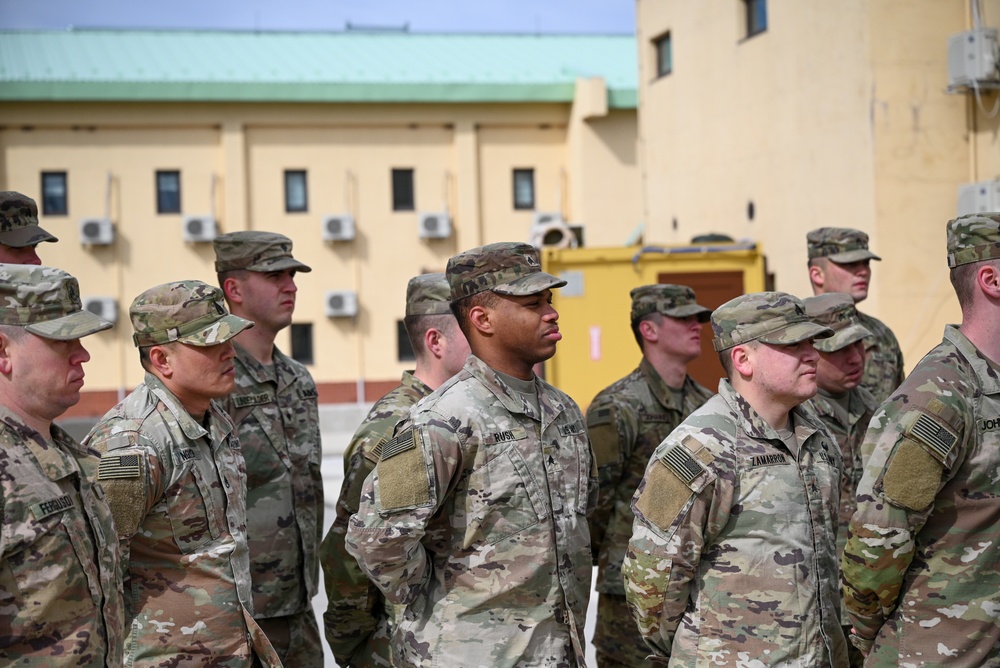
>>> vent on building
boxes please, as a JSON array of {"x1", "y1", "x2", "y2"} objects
[
  {"x1": 322, "y1": 214, "x2": 356, "y2": 241},
  {"x1": 183, "y1": 215, "x2": 217, "y2": 242},
  {"x1": 78, "y1": 217, "x2": 115, "y2": 245},
  {"x1": 418, "y1": 212, "x2": 452, "y2": 239},
  {"x1": 948, "y1": 28, "x2": 1000, "y2": 88},
  {"x1": 325, "y1": 290, "x2": 359, "y2": 318},
  {"x1": 957, "y1": 180, "x2": 1000, "y2": 215},
  {"x1": 82, "y1": 296, "x2": 118, "y2": 324}
]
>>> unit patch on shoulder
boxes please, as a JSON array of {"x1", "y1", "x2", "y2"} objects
[
  {"x1": 908, "y1": 413, "x2": 958, "y2": 463},
  {"x1": 98, "y1": 453, "x2": 141, "y2": 480},
  {"x1": 233, "y1": 392, "x2": 270, "y2": 408},
  {"x1": 380, "y1": 429, "x2": 416, "y2": 461},
  {"x1": 660, "y1": 442, "x2": 703, "y2": 484}
]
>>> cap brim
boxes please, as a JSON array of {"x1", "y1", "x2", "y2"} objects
[
  {"x1": 758, "y1": 321, "x2": 834, "y2": 346},
  {"x1": 492, "y1": 272, "x2": 567, "y2": 296},
  {"x1": 828, "y1": 249, "x2": 881, "y2": 263},
  {"x1": 24, "y1": 310, "x2": 112, "y2": 340},
  {"x1": 664, "y1": 304, "x2": 713, "y2": 322},
  {"x1": 0, "y1": 225, "x2": 58, "y2": 247},
  {"x1": 177, "y1": 314, "x2": 254, "y2": 346},
  {"x1": 813, "y1": 324, "x2": 872, "y2": 352},
  {"x1": 247, "y1": 257, "x2": 312, "y2": 273}
]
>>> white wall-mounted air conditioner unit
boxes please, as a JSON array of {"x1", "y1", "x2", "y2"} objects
[
  {"x1": 82, "y1": 296, "x2": 118, "y2": 325},
  {"x1": 948, "y1": 28, "x2": 1000, "y2": 87},
  {"x1": 321, "y1": 214, "x2": 356, "y2": 241},
  {"x1": 957, "y1": 180, "x2": 1000, "y2": 216},
  {"x1": 418, "y1": 212, "x2": 452, "y2": 239},
  {"x1": 325, "y1": 290, "x2": 358, "y2": 318},
  {"x1": 532, "y1": 211, "x2": 564, "y2": 228},
  {"x1": 78, "y1": 217, "x2": 115, "y2": 245},
  {"x1": 183, "y1": 215, "x2": 217, "y2": 242},
  {"x1": 531, "y1": 219, "x2": 580, "y2": 250}
]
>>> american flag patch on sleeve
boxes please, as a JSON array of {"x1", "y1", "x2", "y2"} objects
[{"x1": 98, "y1": 454, "x2": 141, "y2": 480}]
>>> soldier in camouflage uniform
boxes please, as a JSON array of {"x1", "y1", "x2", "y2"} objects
[
  {"x1": 320, "y1": 272, "x2": 469, "y2": 667},
  {"x1": 86, "y1": 280, "x2": 281, "y2": 667},
  {"x1": 0, "y1": 191, "x2": 57, "y2": 264},
  {"x1": 841, "y1": 213, "x2": 1000, "y2": 667},
  {"x1": 802, "y1": 293, "x2": 878, "y2": 668},
  {"x1": 586, "y1": 284, "x2": 714, "y2": 667},
  {"x1": 0, "y1": 264, "x2": 123, "y2": 666},
  {"x1": 214, "y1": 231, "x2": 324, "y2": 665},
  {"x1": 623, "y1": 291, "x2": 848, "y2": 666},
  {"x1": 807, "y1": 227, "x2": 904, "y2": 404},
  {"x1": 347, "y1": 242, "x2": 598, "y2": 667}
]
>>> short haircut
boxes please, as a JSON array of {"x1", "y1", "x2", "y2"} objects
[
  {"x1": 451, "y1": 290, "x2": 501, "y2": 339},
  {"x1": 138, "y1": 344, "x2": 155, "y2": 372},
  {"x1": 718, "y1": 339, "x2": 759, "y2": 379},
  {"x1": 0, "y1": 324, "x2": 25, "y2": 344},
  {"x1": 216, "y1": 268, "x2": 251, "y2": 296},
  {"x1": 950, "y1": 258, "x2": 1000, "y2": 310},
  {"x1": 631, "y1": 312, "x2": 663, "y2": 351},
  {"x1": 403, "y1": 313, "x2": 457, "y2": 359}
]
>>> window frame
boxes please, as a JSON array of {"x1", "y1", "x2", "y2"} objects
[
  {"x1": 290, "y1": 323, "x2": 314, "y2": 365},
  {"x1": 40, "y1": 171, "x2": 68, "y2": 216},
  {"x1": 391, "y1": 168, "x2": 415, "y2": 212},
  {"x1": 397, "y1": 319, "x2": 416, "y2": 362},
  {"x1": 284, "y1": 169, "x2": 308, "y2": 213},
  {"x1": 512, "y1": 168, "x2": 536, "y2": 210},
  {"x1": 745, "y1": 0, "x2": 767, "y2": 39},
  {"x1": 155, "y1": 170, "x2": 181, "y2": 214},
  {"x1": 653, "y1": 31, "x2": 672, "y2": 79}
]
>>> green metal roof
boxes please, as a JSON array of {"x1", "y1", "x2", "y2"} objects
[{"x1": 0, "y1": 30, "x2": 637, "y2": 108}]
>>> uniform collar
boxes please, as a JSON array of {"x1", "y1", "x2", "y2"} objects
[
  {"x1": 945, "y1": 324, "x2": 1000, "y2": 395},
  {"x1": 0, "y1": 403, "x2": 80, "y2": 481},
  {"x1": 144, "y1": 372, "x2": 232, "y2": 443}
]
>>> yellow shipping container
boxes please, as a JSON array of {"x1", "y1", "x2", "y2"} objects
[{"x1": 543, "y1": 241, "x2": 768, "y2": 410}]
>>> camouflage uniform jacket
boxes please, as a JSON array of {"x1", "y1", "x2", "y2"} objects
[
  {"x1": 623, "y1": 380, "x2": 848, "y2": 666},
  {"x1": 346, "y1": 354, "x2": 598, "y2": 668},
  {"x1": 806, "y1": 387, "x2": 878, "y2": 626},
  {"x1": 321, "y1": 370, "x2": 432, "y2": 667},
  {"x1": 586, "y1": 358, "x2": 713, "y2": 594},
  {"x1": 220, "y1": 343, "x2": 323, "y2": 619},
  {"x1": 0, "y1": 406, "x2": 124, "y2": 667},
  {"x1": 857, "y1": 311, "x2": 905, "y2": 404},
  {"x1": 842, "y1": 325, "x2": 1000, "y2": 667},
  {"x1": 87, "y1": 372, "x2": 280, "y2": 668}
]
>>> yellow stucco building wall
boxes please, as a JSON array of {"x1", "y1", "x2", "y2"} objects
[
  {"x1": 0, "y1": 92, "x2": 640, "y2": 413},
  {"x1": 635, "y1": 0, "x2": 1000, "y2": 371}
]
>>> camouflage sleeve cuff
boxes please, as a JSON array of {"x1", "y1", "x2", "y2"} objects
[{"x1": 849, "y1": 628, "x2": 874, "y2": 655}]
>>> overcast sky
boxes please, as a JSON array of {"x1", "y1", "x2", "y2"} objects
[{"x1": 0, "y1": 0, "x2": 635, "y2": 33}]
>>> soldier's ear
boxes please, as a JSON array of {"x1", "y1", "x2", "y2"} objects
[
  {"x1": 424, "y1": 327, "x2": 444, "y2": 358},
  {"x1": 0, "y1": 333, "x2": 12, "y2": 375},
  {"x1": 467, "y1": 304, "x2": 493, "y2": 335},
  {"x1": 977, "y1": 263, "x2": 1000, "y2": 299},
  {"x1": 730, "y1": 344, "x2": 753, "y2": 378},
  {"x1": 638, "y1": 318, "x2": 658, "y2": 344},
  {"x1": 147, "y1": 345, "x2": 173, "y2": 378},
  {"x1": 808, "y1": 264, "x2": 825, "y2": 290},
  {"x1": 222, "y1": 276, "x2": 243, "y2": 305}
]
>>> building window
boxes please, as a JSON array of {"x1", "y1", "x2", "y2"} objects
[
  {"x1": 290, "y1": 323, "x2": 314, "y2": 365},
  {"x1": 392, "y1": 168, "x2": 415, "y2": 211},
  {"x1": 654, "y1": 32, "x2": 672, "y2": 78},
  {"x1": 285, "y1": 170, "x2": 308, "y2": 213},
  {"x1": 513, "y1": 169, "x2": 535, "y2": 210},
  {"x1": 156, "y1": 170, "x2": 181, "y2": 214},
  {"x1": 397, "y1": 319, "x2": 415, "y2": 362},
  {"x1": 40, "y1": 171, "x2": 68, "y2": 215},
  {"x1": 745, "y1": 0, "x2": 767, "y2": 38}
]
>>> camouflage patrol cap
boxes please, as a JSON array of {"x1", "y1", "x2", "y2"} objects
[
  {"x1": 802, "y1": 293, "x2": 872, "y2": 353},
  {"x1": 0, "y1": 191, "x2": 58, "y2": 248},
  {"x1": 0, "y1": 264, "x2": 111, "y2": 340},
  {"x1": 130, "y1": 280, "x2": 252, "y2": 348},
  {"x1": 446, "y1": 241, "x2": 567, "y2": 301},
  {"x1": 946, "y1": 213, "x2": 1000, "y2": 267},
  {"x1": 712, "y1": 291, "x2": 833, "y2": 352},
  {"x1": 806, "y1": 227, "x2": 881, "y2": 263},
  {"x1": 406, "y1": 273, "x2": 452, "y2": 316},
  {"x1": 630, "y1": 284, "x2": 712, "y2": 323},
  {"x1": 213, "y1": 231, "x2": 311, "y2": 273}
]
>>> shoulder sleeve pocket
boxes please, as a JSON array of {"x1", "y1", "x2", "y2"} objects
[{"x1": 376, "y1": 427, "x2": 434, "y2": 512}]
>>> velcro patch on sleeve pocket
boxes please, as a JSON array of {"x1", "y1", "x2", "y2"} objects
[
  {"x1": 882, "y1": 436, "x2": 945, "y2": 512},
  {"x1": 97, "y1": 451, "x2": 147, "y2": 536},
  {"x1": 376, "y1": 428, "x2": 433, "y2": 511},
  {"x1": 587, "y1": 405, "x2": 621, "y2": 469},
  {"x1": 634, "y1": 437, "x2": 713, "y2": 531}
]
